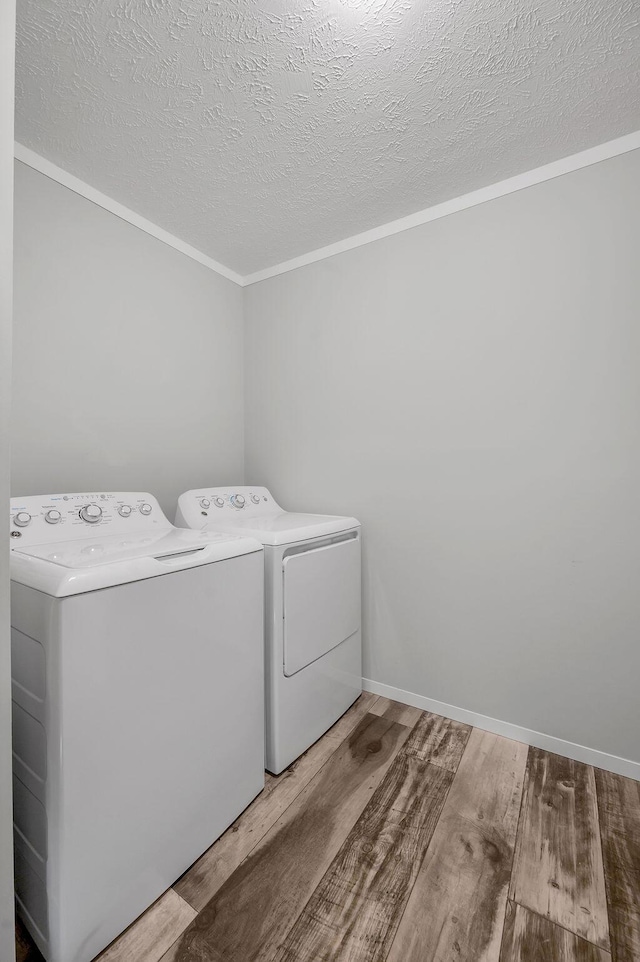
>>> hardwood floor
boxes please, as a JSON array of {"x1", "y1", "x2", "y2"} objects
[
  {"x1": 15, "y1": 916, "x2": 44, "y2": 962},
  {"x1": 509, "y1": 749, "x2": 610, "y2": 949},
  {"x1": 387, "y1": 728, "x2": 527, "y2": 962},
  {"x1": 15, "y1": 694, "x2": 640, "y2": 962},
  {"x1": 595, "y1": 768, "x2": 640, "y2": 961}
]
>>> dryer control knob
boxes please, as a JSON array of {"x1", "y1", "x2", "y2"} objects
[
  {"x1": 118, "y1": 504, "x2": 132, "y2": 517},
  {"x1": 231, "y1": 494, "x2": 245, "y2": 508},
  {"x1": 139, "y1": 503, "x2": 152, "y2": 516},
  {"x1": 14, "y1": 512, "x2": 31, "y2": 528},
  {"x1": 45, "y1": 509, "x2": 62, "y2": 524},
  {"x1": 200, "y1": 499, "x2": 210, "y2": 508},
  {"x1": 80, "y1": 504, "x2": 102, "y2": 524}
]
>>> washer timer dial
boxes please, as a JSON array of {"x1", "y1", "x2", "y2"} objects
[
  {"x1": 230, "y1": 494, "x2": 246, "y2": 509},
  {"x1": 80, "y1": 504, "x2": 102, "y2": 524}
]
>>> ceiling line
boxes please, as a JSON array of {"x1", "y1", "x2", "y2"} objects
[
  {"x1": 244, "y1": 129, "x2": 640, "y2": 286},
  {"x1": 13, "y1": 142, "x2": 245, "y2": 287},
  {"x1": 15, "y1": 130, "x2": 640, "y2": 290}
]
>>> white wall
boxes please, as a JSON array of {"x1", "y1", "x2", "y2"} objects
[
  {"x1": 245, "y1": 148, "x2": 640, "y2": 766},
  {"x1": 12, "y1": 162, "x2": 245, "y2": 516},
  {"x1": 1, "y1": 2, "x2": 16, "y2": 958}
]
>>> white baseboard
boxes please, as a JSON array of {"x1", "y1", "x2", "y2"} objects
[{"x1": 363, "y1": 677, "x2": 640, "y2": 782}]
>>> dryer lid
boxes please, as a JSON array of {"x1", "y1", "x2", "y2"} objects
[
  {"x1": 202, "y1": 512, "x2": 359, "y2": 546},
  {"x1": 175, "y1": 487, "x2": 359, "y2": 545}
]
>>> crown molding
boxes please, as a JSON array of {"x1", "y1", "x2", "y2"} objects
[
  {"x1": 14, "y1": 143, "x2": 244, "y2": 287},
  {"x1": 243, "y1": 129, "x2": 640, "y2": 286},
  {"x1": 16, "y1": 130, "x2": 640, "y2": 290}
]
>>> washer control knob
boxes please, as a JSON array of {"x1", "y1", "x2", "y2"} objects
[
  {"x1": 214, "y1": 497, "x2": 225, "y2": 508},
  {"x1": 45, "y1": 509, "x2": 62, "y2": 525},
  {"x1": 118, "y1": 504, "x2": 132, "y2": 517},
  {"x1": 14, "y1": 512, "x2": 31, "y2": 528},
  {"x1": 231, "y1": 494, "x2": 245, "y2": 508},
  {"x1": 200, "y1": 499, "x2": 210, "y2": 508},
  {"x1": 251, "y1": 494, "x2": 260, "y2": 504},
  {"x1": 139, "y1": 503, "x2": 152, "y2": 516},
  {"x1": 80, "y1": 504, "x2": 102, "y2": 524}
]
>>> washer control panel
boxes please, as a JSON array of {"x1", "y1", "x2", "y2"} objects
[
  {"x1": 9, "y1": 492, "x2": 167, "y2": 546},
  {"x1": 178, "y1": 486, "x2": 277, "y2": 527}
]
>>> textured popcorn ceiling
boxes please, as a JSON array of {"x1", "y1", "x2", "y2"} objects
[{"x1": 15, "y1": 0, "x2": 640, "y2": 275}]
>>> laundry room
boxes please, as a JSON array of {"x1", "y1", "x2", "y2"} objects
[{"x1": 1, "y1": 3, "x2": 640, "y2": 962}]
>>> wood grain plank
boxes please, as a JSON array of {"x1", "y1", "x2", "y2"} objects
[
  {"x1": 273, "y1": 747, "x2": 454, "y2": 960},
  {"x1": 95, "y1": 890, "x2": 196, "y2": 962},
  {"x1": 510, "y1": 749, "x2": 610, "y2": 950},
  {"x1": 387, "y1": 728, "x2": 527, "y2": 962},
  {"x1": 400, "y1": 709, "x2": 472, "y2": 771},
  {"x1": 15, "y1": 917, "x2": 44, "y2": 962},
  {"x1": 174, "y1": 691, "x2": 377, "y2": 911},
  {"x1": 595, "y1": 767, "x2": 640, "y2": 842},
  {"x1": 369, "y1": 695, "x2": 423, "y2": 728},
  {"x1": 595, "y1": 769, "x2": 640, "y2": 962},
  {"x1": 162, "y1": 712, "x2": 411, "y2": 962},
  {"x1": 499, "y1": 900, "x2": 611, "y2": 962}
]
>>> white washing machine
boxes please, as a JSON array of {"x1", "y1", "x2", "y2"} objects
[
  {"x1": 9, "y1": 492, "x2": 265, "y2": 962},
  {"x1": 176, "y1": 487, "x2": 362, "y2": 775}
]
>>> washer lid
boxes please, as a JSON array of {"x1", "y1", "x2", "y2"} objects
[
  {"x1": 10, "y1": 527, "x2": 262, "y2": 597},
  {"x1": 13, "y1": 527, "x2": 241, "y2": 568},
  {"x1": 202, "y1": 512, "x2": 360, "y2": 546}
]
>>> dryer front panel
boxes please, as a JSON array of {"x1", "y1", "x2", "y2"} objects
[{"x1": 283, "y1": 533, "x2": 361, "y2": 677}]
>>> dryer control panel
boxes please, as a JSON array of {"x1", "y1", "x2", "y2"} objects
[
  {"x1": 176, "y1": 486, "x2": 279, "y2": 527},
  {"x1": 9, "y1": 492, "x2": 170, "y2": 546}
]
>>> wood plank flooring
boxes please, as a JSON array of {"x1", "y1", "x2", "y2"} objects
[
  {"x1": 272, "y1": 715, "x2": 465, "y2": 962},
  {"x1": 509, "y1": 748, "x2": 610, "y2": 950},
  {"x1": 499, "y1": 901, "x2": 611, "y2": 962},
  {"x1": 595, "y1": 769, "x2": 640, "y2": 962},
  {"x1": 387, "y1": 728, "x2": 527, "y2": 962},
  {"x1": 15, "y1": 694, "x2": 640, "y2": 962}
]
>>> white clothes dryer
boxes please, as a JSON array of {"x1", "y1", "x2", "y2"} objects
[
  {"x1": 175, "y1": 487, "x2": 362, "y2": 775},
  {"x1": 9, "y1": 492, "x2": 264, "y2": 962}
]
